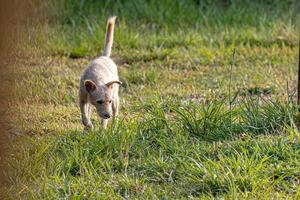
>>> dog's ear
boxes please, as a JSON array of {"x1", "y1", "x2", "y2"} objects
[
  {"x1": 84, "y1": 80, "x2": 96, "y2": 93},
  {"x1": 105, "y1": 80, "x2": 122, "y2": 89}
]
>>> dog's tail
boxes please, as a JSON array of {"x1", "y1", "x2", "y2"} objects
[{"x1": 103, "y1": 16, "x2": 116, "y2": 57}]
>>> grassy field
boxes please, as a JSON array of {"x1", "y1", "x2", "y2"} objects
[{"x1": 7, "y1": 0, "x2": 300, "y2": 199}]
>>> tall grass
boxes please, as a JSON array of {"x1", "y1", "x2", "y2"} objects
[{"x1": 11, "y1": 96, "x2": 300, "y2": 198}]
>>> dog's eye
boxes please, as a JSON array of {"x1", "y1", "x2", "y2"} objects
[
  {"x1": 97, "y1": 100, "x2": 104, "y2": 104},
  {"x1": 108, "y1": 100, "x2": 112, "y2": 103}
]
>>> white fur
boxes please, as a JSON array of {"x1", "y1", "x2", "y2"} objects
[{"x1": 79, "y1": 16, "x2": 120, "y2": 130}]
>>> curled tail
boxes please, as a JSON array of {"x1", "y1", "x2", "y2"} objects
[{"x1": 103, "y1": 16, "x2": 116, "y2": 57}]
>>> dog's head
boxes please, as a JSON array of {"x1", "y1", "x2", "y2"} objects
[{"x1": 84, "y1": 80, "x2": 121, "y2": 119}]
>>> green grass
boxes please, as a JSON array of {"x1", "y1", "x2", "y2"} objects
[
  {"x1": 12, "y1": 97, "x2": 300, "y2": 198},
  {"x1": 6, "y1": 0, "x2": 300, "y2": 199}
]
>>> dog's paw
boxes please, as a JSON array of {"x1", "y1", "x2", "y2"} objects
[{"x1": 83, "y1": 123, "x2": 93, "y2": 133}]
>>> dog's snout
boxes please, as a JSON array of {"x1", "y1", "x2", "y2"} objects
[{"x1": 104, "y1": 114, "x2": 110, "y2": 119}]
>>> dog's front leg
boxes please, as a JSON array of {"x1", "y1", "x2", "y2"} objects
[
  {"x1": 80, "y1": 100, "x2": 93, "y2": 130},
  {"x1": 112, "y1": 97, "x2": 119, "y2": 124},
  {"x1": 101, "y1": 119, "x2": 108, "y2": 129},
  {"x1": 86, "y1": 103, "x2": 93, "y2": 119}
]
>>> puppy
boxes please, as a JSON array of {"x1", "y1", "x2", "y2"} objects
[{"x1": 79, "y1": 16, "x2": 121, "y2": 130}]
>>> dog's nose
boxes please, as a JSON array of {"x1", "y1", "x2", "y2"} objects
[{"x1": 104, "y1": 114, "x2": 110, "y2": 119}]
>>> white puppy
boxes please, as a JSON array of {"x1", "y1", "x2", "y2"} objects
[{"x1": 79, "y1": 16, "x2": 121, "y2": 130}]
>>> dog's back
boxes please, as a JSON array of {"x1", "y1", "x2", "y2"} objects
[{"x1": 83, "y1": 57, "x2": 118, "y2": 85}]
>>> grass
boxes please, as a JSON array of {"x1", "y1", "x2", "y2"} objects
[
  {"x1": 5, "y1": 0, "x2": 300, "y2": 199},
  {"x1": 12, "y1": 97, "x2": 300, "y2": 198}
]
